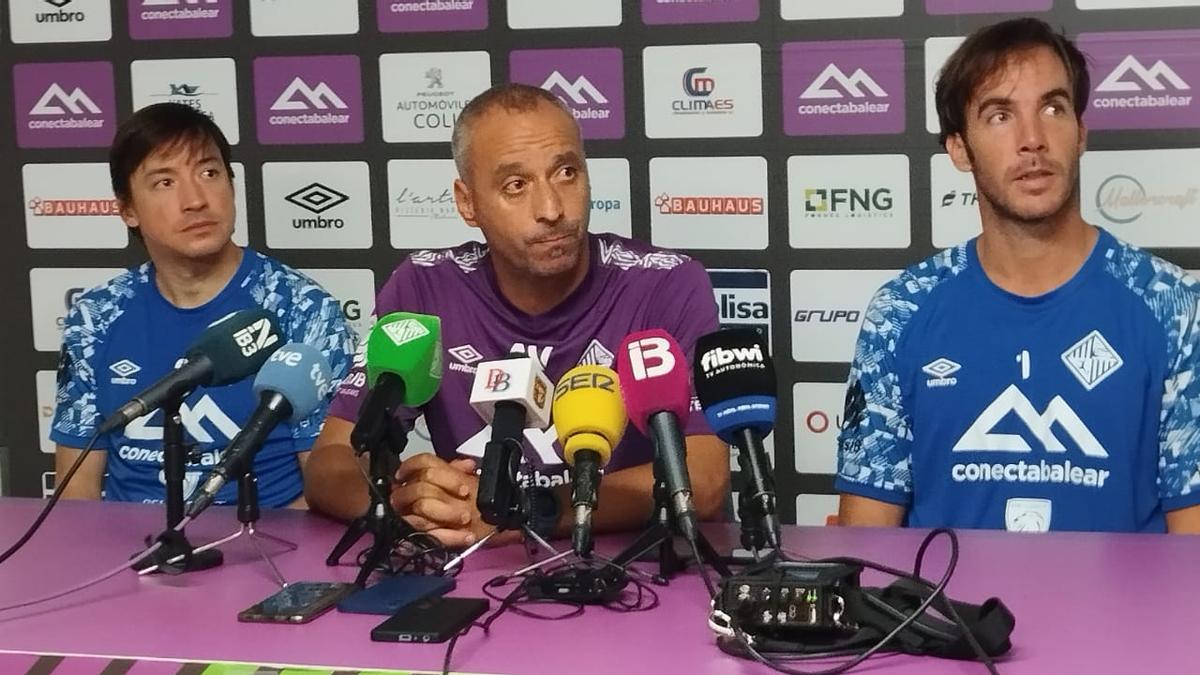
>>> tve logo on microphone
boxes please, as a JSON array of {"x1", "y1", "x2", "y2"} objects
[{"x1": 625, "y1": 337, "x2": 677, "y2": 380}]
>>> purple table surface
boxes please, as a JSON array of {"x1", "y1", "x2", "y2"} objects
[{"x1": 0, "y1": 498, "x2": 1197, "y2": 674}]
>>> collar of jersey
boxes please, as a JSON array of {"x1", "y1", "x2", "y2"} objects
[
  {"x1": 146, "y1": 247, "x2": 255, "y2": 315},
  {"x1": 964, "y1": 226, "x2": 1109, "y2": 309},
  {"x1": 483, "y1": 234, "x2": 601, "y2": 337}
]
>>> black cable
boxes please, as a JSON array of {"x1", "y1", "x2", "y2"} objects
[
  {"x1": 0, "y1": 432, "x2": 100, "y2": 567},
  {"x1": 689, "y1": 536, "x2": 719, "y2": 599},
  {"x1": 352, "y1": 459, "x2": 456, "y2": 580},
  {"x1": 727, "y1": 528, "x2": 999, "y2": 675}
]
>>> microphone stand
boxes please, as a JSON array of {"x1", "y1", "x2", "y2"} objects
[
  {"x1": 610, "y1": 458, "x2": 731, "y2": 582},
  {"x1": 132, "y1": 393, "x2": 223, "y2": 574},
  {"x1": 325, "y1": 416, "x2": 421, "y2": 587},
  {"x1": 732, "y1": 427, "x2": 781, "y2": 561},
  {"x1": 441, "y1": 434, "x2": 560, "y2": 574}
]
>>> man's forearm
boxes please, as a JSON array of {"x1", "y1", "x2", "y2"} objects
[{"x1": 303, "y1": 442, "x2": 371, "y2": 522}]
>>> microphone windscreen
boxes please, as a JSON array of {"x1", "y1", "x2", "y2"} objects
[
  {"x1": 365, "y1": 312, "x2": 443, "y2": 407},
  {"x1": 253, "y1": 342, "x2": 332, "y2": 423},
  {"x1": 693, "y1": 329, "x2": 777, "y2": 442},
  {"x1": 189, "y1": 309, "x2": 283, "y2": 386},
  {"x1": 469, "y1": 355, "x2": 553, "y2": 430},
  {"x1": 615, "y1": 329, "x2": 692, "y2": 434},
  {"x1": 552, "y1": 365, "x2": 627, "y2": 466}
]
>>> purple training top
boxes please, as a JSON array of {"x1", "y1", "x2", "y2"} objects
[{"x1": 329, "y1": 233, "x2": 719, "y2": 487}]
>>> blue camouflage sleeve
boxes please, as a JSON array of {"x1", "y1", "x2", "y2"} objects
[
  {"x1": 1155, "y1": 281, "x2": 1200, "y2": 511},
  {"x1": 834, "y1": 281, "x2": 915, "y2": 506},
  {"x1": 49, "y1": 299, "x2": 106, "y2": 448},
  {"x1": 286, "y1": 281, "x2": 359, "y2": 449}
]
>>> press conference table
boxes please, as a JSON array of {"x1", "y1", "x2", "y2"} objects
[{"x1": 0, "y1": 499, "x2": 1195, "y2": 675}]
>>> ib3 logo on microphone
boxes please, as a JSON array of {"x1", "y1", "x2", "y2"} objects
[
  {"x1": 625, "y1": 337, "x2": 676, "y2": 380},
  {"x1": 484, "y1": 368, "x2": 511, "y2": 392},
  {"x1": 233, "y1": 318, "x2": 280, "y2": 357}
]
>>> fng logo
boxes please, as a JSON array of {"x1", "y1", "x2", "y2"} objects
[{"x1": 625, "y1": 337, "x2": 675, "y2": 380}]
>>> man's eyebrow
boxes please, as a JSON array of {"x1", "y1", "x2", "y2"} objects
[
  {"x1": 975, "y1": 96, "x2": 1012, "y2": 116},
  {"x1": 1041, "y1": 87, "x2": 1072, "y2": 103},
  {"x1": 493, "y1": 161, "x2": 524, "y2": 178}
]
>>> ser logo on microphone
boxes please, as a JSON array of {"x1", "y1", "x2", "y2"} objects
[
  {"x1": 625, "y1": 337, "x2": 676, "y2": 380},
  {"x1": 233, "y1": 318, "x2": 280, "y2": 357},
  {"x1": 484, "y1": 368, "x2": 511, "y2": 392},
  {"x1": 700, "y1": 345, "x2": 764, "y2": 375},
  {"x1": 554, "y1": 371, "x2": 617, "y2": 399}
]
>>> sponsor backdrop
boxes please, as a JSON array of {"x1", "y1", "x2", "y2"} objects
[{"x1": 1, "y1": 0, "x2": 1198, "y2": 526}]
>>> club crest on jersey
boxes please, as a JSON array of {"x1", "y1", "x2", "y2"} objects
[
  {"x1": 382, "y1": 318, "x2": 430, "y2": 347},
  {"x1": 1061, "y1": 330, "x2": 1123, "y2": 391},
  {"x1": 922, "y1": 357, "x2": 960, "y2": 388},
  {"x1": 577, "y1": 339, "x2": 615, "y2": 367}
]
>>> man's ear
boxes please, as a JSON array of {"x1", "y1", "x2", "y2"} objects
[
  {"x1": 946, "y1": 132, "x2": 973, "y2": 173},
  {"x1": 118, "y1": 199, "x2": 140, "y2": 231},
  {"x1": 453, "y1": 178, "x2": 479, "y2": 229}
]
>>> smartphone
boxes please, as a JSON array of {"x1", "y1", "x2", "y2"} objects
[
  {"x1": 337, "y1": 574, "x2": 456, "y2": 615},
  {"x1": 370, "y1": 596, "x2": 489, "y2": 644},
  {"x1": 237, "y1": 581, "x2": 356, "y2": 624}
]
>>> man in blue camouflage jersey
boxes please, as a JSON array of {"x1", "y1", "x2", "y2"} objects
[
  {"x1": 836, "y1": 18, "x2": 1200, "y2": 533},
  {"x1": 51, "y1": 103, "x2": 356, "y2": 507}
]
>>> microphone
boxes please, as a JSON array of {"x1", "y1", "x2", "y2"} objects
[
  {"x1": 350, "y1": 312, "x2": 443, "y2": 455},
  {"x1": 186, "y1": 343, "x2": 333, "y2": 519},
  {"x1": 693, "y1": 329, "x2": 781, "y2": 551},
  {"x1": 552, "y1": 365, "x2": 627, "y2": 555},
  {"x1": 615, "y1": 329, "x2": 699, "y2": 543},
  {"x1": 469, "y1": 354, "x2": 553, "y2": 527},
  {"x1": 98, "y1": 309, "x2": 283, "y2": 434}
]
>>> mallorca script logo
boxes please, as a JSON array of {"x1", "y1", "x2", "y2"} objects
[{"x1": 1095, "y1": 174, "x2": 1199, "y2": 224}]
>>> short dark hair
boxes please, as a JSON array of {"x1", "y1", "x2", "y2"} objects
[
  {"x1": 451, "y1": 83, "x2": 577, "y2": 179},
  {"x1": 109, "y1": 102, "x2": 234, "y2": 206},
  {"x1": 935, "y1": 17, "x2": 1090, "y2": 147}
]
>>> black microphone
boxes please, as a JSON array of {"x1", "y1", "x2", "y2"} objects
[
  {"x1": 693, "y1": 328, "x2": 781, "y2": 552},
  {"x1": 98, "y1": 309, "x2": 282, "y2": 434},
  {"x1": 186, "y1": 343, "x2": 332, "y2": 519}
]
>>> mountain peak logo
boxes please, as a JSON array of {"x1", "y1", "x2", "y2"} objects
[
  {"x1": 542, "y1": 71, "x2": 607, "y2": 105},
  {"x1": 801, "y1": 64, "x2": 887, "y2": 100},
  {"x1": 953, "y1": 384, "x2": 1108, "y2": 458},
  {"x1": 30, "y1": 83, "x2": 101, "y2": 115},
  {"x1": 271, "y1": 77, "x2": 347, "y2": 111},
  {"x1": 1097, "y1": 55, "x2": 1189, "y2": 93}
]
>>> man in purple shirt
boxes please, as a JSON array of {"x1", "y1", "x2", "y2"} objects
[{"x1": 305, "y1": 84, "x2": 729, "y2": 547}]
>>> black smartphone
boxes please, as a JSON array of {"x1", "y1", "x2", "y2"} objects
[
  {"x1": 237, "y1": 581, "x2": 356, "y2": 624},
  {"x1": 337, "y1": 574, "x2": 456, "y2": 615},
  {"x1": 370, "y1": 596, "x2": 489, "y2": 643}
]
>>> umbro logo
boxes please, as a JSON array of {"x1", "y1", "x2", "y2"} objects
[
  {"x1": 109, "y1": 359, "x2": 142, "y2": 385},
  {"x1": 1096, "y1": 55, "x2": 1189, "y2": 93},
  {"x1": 285, "y1": 183, "x2": 349, "y2": 214},
  {"x1": 801, "y1": 64, "x2": 887, "y2": 100},
  {"x1": 1061, "y1": 330, "x2": 1123, "y2": 391},
  {"x1": 922, "y1": 357, "x2": 960, "y2": 388},
  {"x1": 447, "y1": 344, "x2": 482, "y2": 375}
]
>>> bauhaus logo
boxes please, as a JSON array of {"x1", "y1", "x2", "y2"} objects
[{"x1": 800, "y1": 65, "x2": 888, "y2": 99}]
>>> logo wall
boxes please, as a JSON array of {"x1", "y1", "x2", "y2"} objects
[
  {"x1": 1079, "y1": 30, "x2": 1200, "y2": 130},
  {"x1": 643, "y1": 43, "x2": 763, "y2": 138},
  {"x1": 782, "y1": 39, "x2": 905, "y2": 136},
  {"x1": 510, "y1": 48, "x2": 625, "y2": 139},
  {"x1": 299, "y1": 268, "x2": 377, "y2": 338},
  {"x1": 787, "y1": 154, "x2": 910, "y2": 248},
  {"x1": 641, "y1": 0, "x2": 759, "y2": 24},
  {"x1": 29, "y1": 267, "x2": 125, "y2": 352},
  {"x1": 379, "y1": 51, "x2": 491, "y2": 143},
  {"x1": 129, "y1": 0, "x2": 232, "y2": 40},
  {"x1": 792, "y1": 382, "x2": 845, "y2": 475},
  {"x1": 791, "y1": 270, "x2": 898, "y2": 363},
  {"x1": 387, "y1": 159, "x2": 484, "y2": 249},
  {"x1": 779, "y1": 0, "x2": 902, "y2": 19},
  {"x1": 1081, "y1": 148, "x2": 1200, "y2": 247},
  {"x1": 262, "y1": 162, "x2": 373, "y2": 249},
  {"x1": 925, "y1": 0, "x2": 1051, "y2": 14},
  {"x1": 587, "y1": 158, "x2": 633, "y2": 237},
  {"x1": 930, "y1": 154, "x2": 982, "y2": 248},
  {"x1": 10, "y1": 0, "x2": 113, "y2": 44},
  {"x1": 22, "y1": 163, "x2": 127, "y2": 249},
  {"x1": 649, "y1": 156, "x2": 768, "y2": 250},
  {"x1": 248, "y1": 0, "x2": 359, "y2": 36},
  {"x1": 506, "y1": 0, "x2": 622, "y2": 29},
  {"x1": 130, "y1": 57, "x2": 240, "y2": 143},
  {"x1": 924, "y1": 37, "x2": 966, "y2": 134},
  {"x1": 377, "y1": 0, "x2": 488, "y2": 32},
  {"x1": 14, "y1": 61, "x2": 116, "y2": 148},
  {"x1": 253, "y1": 55, "x2": 363, "y2": 144},
  {"x1": 709, "y1": 269, "x2": 772, "y2": 348}
]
